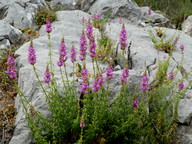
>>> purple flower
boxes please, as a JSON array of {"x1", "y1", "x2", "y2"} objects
[
  {"x1": 92, "y1": 74, "x2": 104, "y2": 92},
  {"x1": 178, "y1": 82, "x2": 184, "y2": 90},
  {"x1": 81, "y1": 66, "x2": 88, "y2": 80},
  {"x1": 79, "y1": 31, "x2": 87, "y2": 61},
  {"x1": 89, "y1": 41, "x2": 96, "y2": 58},
  {"x1": 86, "y1": 22, "x2": 94, "y2": 41},
  {"x1": 120, "y1": 67, "x2": 129, "y2": 83},
  {"x1": 96, "y1": 13, "x2": 101, "y2": 21},
  {"x1": 132, "y1": 98, "x2": 139, "y2": 109},
  {"x1": 180, "y1": 44, "x2": 184, "y2": 52},
  {"x1": 44, "y1": 65, "x2": 51, "y2": 83},
  {"x1": 140, "y1": 73, "x2": 150, "y2": 91},
  {"x1": 106, "y1": 65, "x2": 114, "y2": 80},
  {"x1": 70, "y1": 44, "x2": 76, "y2": 63},
  {"x1": 163, "y1": 55, "x2": 167, "y2": 59},
  {"x1": 148, "y1": 9, "x2": 152, "y2": 15},
  {"x1": 157, "y1": 50, "x2": 160, "y2": 54},
  {"x1": 168, "y1": 72, "x2": 174, "y2": 80},
  {"x1": 46, "y1": 21, "x2": 52, "y2": 33},
  {"x1": 80, "y1": 79, "x2": 89, "y2": 94},
  {"x1": 119, "y1": 24, "x2": 128, "y2": 50},
  {"x1": 6, "y1": 52, "x2": 17, "y2": 79},
  {"x1": 90, "y1": 15, "x2": 95, "y2": 21},
  {"x1": 118, "y1": 18, "x2": 123, "y2": 24},
  {"x1": 28, "y1": 41, "x2": 36, "y2": 65},
  {"x1": 57, "y1": 37, "x2": 68, "y2": 66},
  {"x1": 81, "y1": 17, "x2": 86, "y2": 24}
]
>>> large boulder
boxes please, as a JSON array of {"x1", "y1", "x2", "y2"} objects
[
  {"x1": 0, "y1": 0, "x2": 48, "y2": 30},
  {"x1": 49, "y1": 0, "x2": 78, "y2": 11}
]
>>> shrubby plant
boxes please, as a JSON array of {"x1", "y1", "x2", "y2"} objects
[{"x1": 6, "y1": 15, "x2": 192, "y2": 144}]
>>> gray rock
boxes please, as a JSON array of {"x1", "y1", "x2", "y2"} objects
[
  {"x1": 0, "y1": 39, "x2": 10, "y2": 49},
  {"x1": 175, "y1": 125, "x2": 192, "y2": 144},
  {"x1": 89, "y1": 0, "x2": 142, "y2": 25},
  {"x1": 0, "y1": 20, "x2": 22, "y2": 45},
  {"x1": 182, "y1": 15, "x2": 192, "y2": 37},
  {"x1": 178, "y1": 99, "x2": 192, "y2": 124},
  {"x1": 0, "y1": 0, "x2": 48, "y2": 30},
  {"x1": 49, "y1": 0, "x2": 77, "y2": 11},
  {"x1": 140, "y1": 6, "x2": 171, "y2": 27},
  {"x1": 81, "y1": 0, "x2": 96, "y2": 12}
]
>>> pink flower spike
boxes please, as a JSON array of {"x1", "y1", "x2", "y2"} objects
[
  {"x1": 168, "y1": 72, "x2": 174, "y2": 80},
  {"x1": 178, "y1": 82, "x2": 184, "y2": 90},
  {"x1": 140, "y1": 72, "x2": 150, "y2": 91},
  {"x1": 6, "y1": 52, "x2": 17, "y2": 79},
  {"x1": 44, "y1": 65, "x2": 51, "y2": 83},
  {"x1": 46, "y1": 21, "x2": 52, "y2": 33},
  {"x1": 120, "y1": 66, "x2": 129, "y2": 83},
  {"x1": 132, "y1": 98, "x2": 139, "y2": 109},
  {"x1": 80, "y1": 119, "x2": 85, "y2": 128},
  {"x1": 28, "y1": 41, "x2": 36, "y2": 65},
  {"x1": 96, "y1": 13, "x2": 101, "y2": 21},
  {"x1": 70, "y1": 43, "x2": 76, "y2": 63},
  {"x1": 180, "y1": 44, "x2": 184, "y2": 52},
  {"x1": 80, "y1": 79, "x2": 89, "y2": 94},
  {"x1": 148, "y1": 9, "x2": 152, "y2": 15},
  {"x1": 106, "y1": 65, "x2": 114, "y2": 80},
  {"x1": 79, "y1": 31, "x2": 87, "y2": 61},
  {"x1": 81, "y1": 17, "x2": 86, "y2": 23},
  {"x1": 119, "y1": 24, "x2": 128, "y2": 51},
  {"x1": 118, "y1": 18, "x2": 123, "y2": 24}
]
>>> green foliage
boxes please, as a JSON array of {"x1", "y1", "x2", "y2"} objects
[
  {"x1": 96, "y1": 36, "x2": 114, "y2": 63},
  {"x1": 148, "y1": 28, "x2": 179, "y2": 54},
  {"x1": 134, "y1": 0, "x2": 192, "y2": 29},
  {"x1": 34, "y1": 8, "x2": 57, "y2": 28}
]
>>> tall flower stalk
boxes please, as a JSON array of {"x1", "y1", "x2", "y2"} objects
[{"x1": 6, "y1": 52, "x2": 17, "y2": 79}]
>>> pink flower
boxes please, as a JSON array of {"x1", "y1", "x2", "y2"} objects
[
  {"x1": 90, "y1": 15, "x2": 95, "y2": 21},
  {"x1": 81, "y1": 17, "x2": 86, "y2": 23},
  {"x1": 168, "y1": 72, "x2": 174, "y2": 80},
  {"x1": 178, "y1": 82, "x2": 184, "y2": 90},
  {"x1": 119, "y1": 24, "x2": 128, "y2": 50},
  {"x1": 44, "y1": 65, "x2": 51, "y2": 83},
  {"x1": 70, "y1": 43, "x2": 76, "y2": 63},
  {"x1": 6, "y1": 52, "x2": 17, "y2": 79},
  {"x1": 148, "y1": 9, "x2": 152, "y2": 15},
  {"x1": 120, "y1": 67, "x2": 129, "y2": 83},
  {"x1": 28, "y1": 41, "x2": 36, "y2": 65},
  {"x1": 80, "y1": 80, "x2": 89, "y2": 94},
  {"x1": 132, "y1": 98, "x2": 139, "y2": 109},
  {"x1": 96, "y1": 13, "x2": 101, "y2": 21},
  {"x1": 86, "y1": 22, "x2": 94, "y2": 41},
  {"x1": 89, "y1": 41, "x2": 96, "y2": 58},
  {"x1": 118, "y1": 18, "x2": 123, "y2": 24},
  {"x1": 46, "y1": 21, "x2": 52, "y2": 33},
  {"x1": 57, "y1": 37, "x2": 68, "y2": 67},
  {"x1": 81, "y1": 66, "x2": 88, "y2": 80},
  {"x1": 180, "y1": 44, "x2": 184, "y2": 52},
  {"x1": 140, "y1": 73, "x2": 149, "y2": 91},
  {"x1": 106, "y1": 65, "x2": 114, "y2": 80},
  {"x1": 79, "y1": 31, "x2": 87, "y2": 61},
  {"x1": 92, "y1": 74, "x2": 104, "y2": 92}
]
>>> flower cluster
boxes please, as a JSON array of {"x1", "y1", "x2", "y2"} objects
[
  {"x1": 106, "y1": 65, "x2": 114, "y2": 80},
  {"x1": 140, "y1": 72, "x2": 150, "y2": 91},
  {"x1": 91, "y1": 13, "x2": 101, "y2": 21},
  {"x1": 178, "y1": 82, "x2": 184, "y2": 90},
  {"x1": 180, "y1": 44, "x2": 184, "y2": 52},
  {"x1": 168, "y1": 72, "x2": 174, "y2": 80},
  {"x1": 81, "y1": 17, "x2": 86, "y2": 24},
  {"x1": 79, "y1": 31, "x2": 87, "y2": 61},
  {"x1": 119, "y1": 24, "x2": 128, "y2": 51},
  {"x1": 6, "y1": 52, "x2": 17, "y2": 79},
  {"x1": 92, "y1": 74, "x2": 104, "y2": 92},
  {"x1": 44, "y1": 65, "x2": 51, "y2": 83},
  {"x1": 132, "y1": 98, "x2": 139, "y2": 109},
  {"x1": 57, "y1": 37, "x2": 68, "y2": 67},
  {"x1": 80, "y1": 66, "x2": 89, "y2": 94},
  {"x1": 70, "y1": 43, "x2": 76, "y2": 63},
  {"x1": 120, "y1": 66, "x2": 129, "y2": 83},
  {"x1": 46, "y1": 21, "x2": 52, "y2": 33},
  {"x1": 28, "y1": 41, "x2": 36, "y2": 65}
]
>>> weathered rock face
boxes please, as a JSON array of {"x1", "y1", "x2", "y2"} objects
[
  {"x1": 0, "y1": 0, "x2": 48, "y2": 30},
  {"x1": 182, "y1": 15, "x2": 192, "y2": 37},
  {"x1": 81, "y1": 0, "x2": 96, "y2": 12},
  {"x1": 0, "y1": 20, "x2": 22, "y2": 50},
  {"x1": 49, "y1": 0, "x2": 78, "y2": 11}
]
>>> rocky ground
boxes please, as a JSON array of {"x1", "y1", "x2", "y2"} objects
[{"x1": 1, "y1": 0, "x2": 192, "y2": 144}]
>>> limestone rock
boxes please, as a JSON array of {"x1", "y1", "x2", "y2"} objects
[
  {"x1": 178, "y1": 99, "x2": 192, "y2": 124},
  {"x1": 49, "y1": 0, "x2": 78, "y2": 11},
  {"x1": 0, "y1": 0, "x2": 48, "y2": 30},
  {"x1": 182, "y1": 16, "x2": 192, "y2": 37}
]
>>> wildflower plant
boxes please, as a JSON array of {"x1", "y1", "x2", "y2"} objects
[{"x1": 11, "y1": 18, "x2": 192, "y2": 144}]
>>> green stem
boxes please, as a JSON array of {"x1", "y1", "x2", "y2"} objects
[
  {"x1": 63, "y1": 65, "x2": 70, "y2": 87},
  {"x1": 92, "y1": 58, "x2": 96, "y2": 77},
  {"x1": 32, "y1": 65, "x2": 49, "y2": 99}
]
